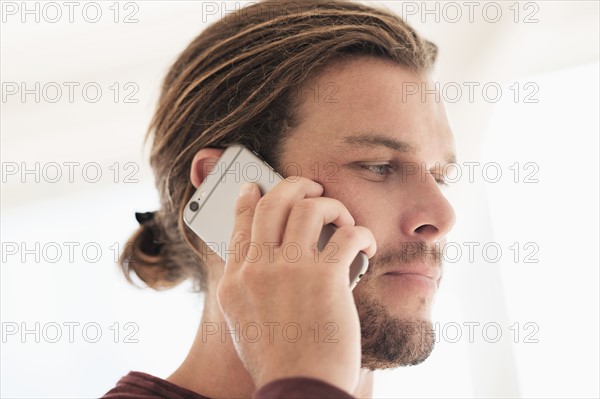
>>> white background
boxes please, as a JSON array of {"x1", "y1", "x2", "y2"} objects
[{"x1": 1, "y1": 1, "x2": 599, "y2": 398}]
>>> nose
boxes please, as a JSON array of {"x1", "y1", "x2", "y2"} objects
[{"x1": 401, "y1": 172, "x2": 456, "y2": 243}]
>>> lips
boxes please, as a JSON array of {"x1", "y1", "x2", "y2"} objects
[{"x1": 382, "y1": 265, "x2": 441, "y2": 282}]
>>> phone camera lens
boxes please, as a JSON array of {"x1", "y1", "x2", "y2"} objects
[{"x1": 189, "y1": 201, "x2": 199, "y2": 212}]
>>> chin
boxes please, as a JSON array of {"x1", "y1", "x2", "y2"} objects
[
  {"x1": 382, "y1": 294, "x2": 434, "y2": 321},
  {"x1": 355, "y1": 285, "x2": 437, "y2": 370}
]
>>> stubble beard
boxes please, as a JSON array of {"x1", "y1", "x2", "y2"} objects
[
  {"x1": 356, "y1": 242, "x2": 441, "y2": 370},
  {"x1": 357, "y1": 294, "x2": 435, "y2": 370}
]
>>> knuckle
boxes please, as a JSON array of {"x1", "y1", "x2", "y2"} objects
[
  {"x1": 362, "y1": 225, "x2": 376, "y2": 238},
  {"x1": 325, "y1": 197, "x2": 343, "y2": 207},
  {"x1": 328, "y1": 198, "x2": 349, "y2": 214},
  {"x1": 336, "y1": 226, "x2": 360, "y2": 242},
  {"x1": 286, "y1": 175, "x2": 321, "y2": 189},
  {"x1": 354, "y1": 226, "x2": 375, "y2": 243},
  {"x1": 230, "y1": 230, "x2": 251, "y2": 244},
  {"x1": 235, "y1": 204, "x2": 254, "y2": 217},
  {"x1": 255, "y1": 195, "x2": 280, "y2": 213},
  {"x1": 284, "y1": 175, "x2": 302, "y2": 184},
  {"x1": 292, "y1": 199, "x2": 318, "y2": 215}
]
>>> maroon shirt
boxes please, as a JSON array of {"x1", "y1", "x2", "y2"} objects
[{"x1": 102, "y1": 371, "x2": 355, "y2": 399}]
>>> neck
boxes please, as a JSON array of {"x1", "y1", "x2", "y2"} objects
[
  {"x1": 167, "y1": 292, "x2": 374, "y2": 398},
  {"x1": 167, "y1": 290, "x2": 256, "y2": 398}
]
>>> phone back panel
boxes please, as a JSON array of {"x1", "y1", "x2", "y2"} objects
[{"x1": 183, "y1": 145, "x2": 282, "y2": 260}]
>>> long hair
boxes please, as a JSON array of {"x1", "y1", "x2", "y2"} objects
[{"x1": 120, "y1": 0, "x2": 437, "y2": 292}]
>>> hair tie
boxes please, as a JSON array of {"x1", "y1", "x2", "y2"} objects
[{"x1": 135, "y1": 211, "x2": 156, "y2": 225}]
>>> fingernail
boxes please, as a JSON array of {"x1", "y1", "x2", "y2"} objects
[{"x1": 239, "y1": 183, "x2": 254, "y2": 196}]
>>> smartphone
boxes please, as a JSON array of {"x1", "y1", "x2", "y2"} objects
[{"x1": 183, "y1": 144, "x2": 368, "y2": 290}]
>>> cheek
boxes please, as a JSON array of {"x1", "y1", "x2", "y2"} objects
[
  {"x1": 322, "y1": 179, "x2": 364, "y2": 216},
  {"x1": 322, "y1": 178, "x2": 389, "y2": 238}
]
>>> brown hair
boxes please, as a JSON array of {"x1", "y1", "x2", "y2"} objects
[{"x1": 119, "y1": 0, "x2": 438, "y2": 292}]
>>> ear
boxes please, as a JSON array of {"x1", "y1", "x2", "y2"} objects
[{"x1": 190, "y1": 148, "x2": 224, "y2": 189}]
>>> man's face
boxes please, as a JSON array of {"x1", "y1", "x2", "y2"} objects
[{"x1": 278, "y1": 56, "x2": 456, "y2": 369}]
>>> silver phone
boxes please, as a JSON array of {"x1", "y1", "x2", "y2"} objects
[{"x1": 183, "y1": 144, "x2": 368, "y2": 290}]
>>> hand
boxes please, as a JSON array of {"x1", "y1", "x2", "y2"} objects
[{"x1": 216, "y1": 177, "x2": 377, "y2": 394}]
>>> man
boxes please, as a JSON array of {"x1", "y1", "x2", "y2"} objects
[{"x1": 104, "y1": 1, "x2": 455, "y2": 397}]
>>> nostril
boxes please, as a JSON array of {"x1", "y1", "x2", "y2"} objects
[{"x1": 415, "y1": 224, "x2": 438, "y2": 235}]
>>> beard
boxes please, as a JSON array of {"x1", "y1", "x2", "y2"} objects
[
  {"x1": 355, "y1": 241, "x2": 442, "y2": 370},
  {"x1": 357, "y1": 294, "x2": 435, "y2": 370}
]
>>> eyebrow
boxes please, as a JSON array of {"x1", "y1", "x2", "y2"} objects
[
  {"x1": 342, "y1": 133, "x2": 415, "y2": 153},
  {"x1": 341, "y1": 133, "x2": 456, "y2": 165}
]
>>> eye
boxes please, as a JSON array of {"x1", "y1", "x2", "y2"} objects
[
  {"x1": 435, "y1": 177, "x2": 449, "y2": 187},
  {"x1": 361, "y1": 163, "x2": 394, "y2": 176},
  {"x1": 429, "y1": 171, "x2": 449, "y2": 187}
]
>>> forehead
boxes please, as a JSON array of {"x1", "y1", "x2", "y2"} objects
[{"x1": 286, "y1": 56, "x2": 455, "y2": 164}]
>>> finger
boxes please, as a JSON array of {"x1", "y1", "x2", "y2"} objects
[
  {"x1": 251, "y1": 176, "x2": 323, "y2": 248},
  {"x1": 226, "y1": 183, "x2": 261, "y2": 272},
  {"x1": 326, "y1": 226, "x2": 377, "y2": 270},
  {"x1": 281, "y1": 197, "x2": 355, "y2": 250}
]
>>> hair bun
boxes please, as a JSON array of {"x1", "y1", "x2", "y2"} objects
[
  {"x1": 138, "y1": 223, "x2": 162, "y2": 256},
  {"x1": 133, "y1": 211, "x2": 163, "y2": 255}
]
